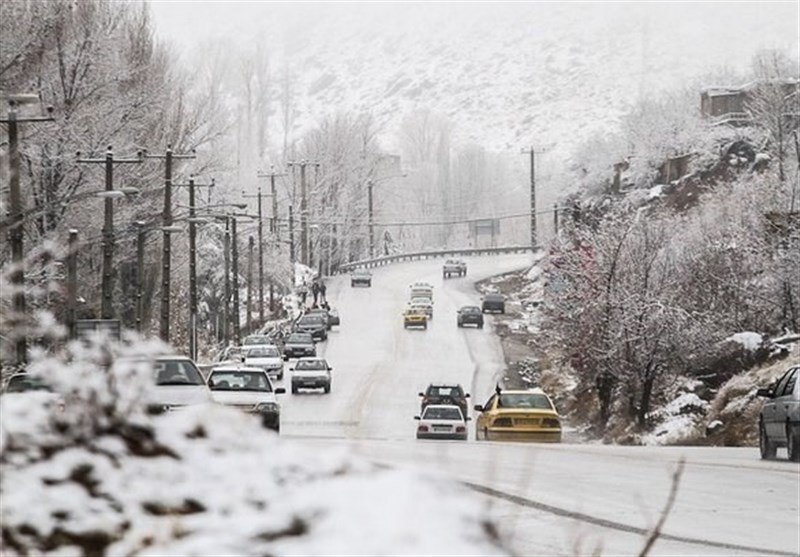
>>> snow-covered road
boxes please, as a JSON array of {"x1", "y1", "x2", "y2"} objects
[{"x1": 277, "y1": 255, "x2": 800, "y2": 556}]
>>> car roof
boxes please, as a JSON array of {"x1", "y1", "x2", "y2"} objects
[
  {"x1": 461, "y1": 305, "x2": 480, "y2": 310},
  {"x1": 156, "y1": 355, "x2": 194, "y2": 362},
  {"x1": 422, "y1": 404, "x2": 463, "y2": 412},
  {"x1": 428, "y1": 383, "x2": 463, "y2": 389},
  {"x1": 485, "y1": 293, "x2": 505, "y2": 298},
  {"x1": 210, "y1": 365, "x2": 267, "y2": 373},
  {"x1": 499, "y1": 388, "x2": 547, "y2": 395},
  {"x1": 297, "y1": 357, "x2": 326, "y2": 362}
]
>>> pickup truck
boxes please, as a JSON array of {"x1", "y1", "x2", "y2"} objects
[{"x1": 443, "y1": 259, "x2": 467, "y2": 278}]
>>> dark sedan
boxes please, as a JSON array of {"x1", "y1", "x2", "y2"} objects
[
  {"x1": 457, "y1": 306, "x2": 484, "y2": 328},
  {"x1": 283, "y1": 332, "x2": 317, "y2": 359},
  {"x1": 293, "y1": 314, "x2": 328, "y2": 341},
  {"x1": 481, "y1": 293, "x2": 506, "y2": 314}
]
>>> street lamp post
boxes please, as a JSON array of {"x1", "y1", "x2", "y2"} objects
[
  {"x1": 76, "y1": 147, "x2": 144, "y2": 320},
  {"x1": 366, "y1": 172, "x2": 406, "y2": 259},
  {"x1": 1, "y1": 95, "x2": 54, "y2": 364}
]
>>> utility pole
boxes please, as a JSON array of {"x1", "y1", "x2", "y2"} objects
[
  {"x1": 288, "y1": 204, "x2": 295, "y2": 263},
  {"x1": 256, "y1": 166, "x2": 286, "y2": 314},
  {"x1": 144, "y1": 145, "x2": 196, "y2": 344},
  {"x1": 287, "y1": 160, "x2": 319, "y2": 266},
  {"x1": 231, "y1": 217, "x2": 241, "y2": 345},
  {"x1": 134, "y1": 222, "x2": 146, "y2": 332},
  {"x1": 66, "y1": 229, "x2": 78, "y2": 338},
  {"x1": 2, "y1": 96, "x2": 54, "y2": 363},
  {"x1": 247, "y1": 236, "x2": 254, "y2": 333},
  {"x1": 174, "y1": 177, "x2": 213, "y2": 361},
  {"x1": 368, "y1": 180, "x2": 375, "y2": 258},
  {"x1": 223, "y1": 218, "x2": 231, "y2": 345},
  {"x1": 520, "y1": 145, "x2": 551, "y2": 250},
  {"x1": 77, "y1": 146, "x2": 143, "y2": 320},
  {"x1": 553, "y1": 203, "x2": 559, "y2": 236}
]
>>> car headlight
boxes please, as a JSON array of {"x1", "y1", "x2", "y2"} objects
[{"x1": 256, "y1": 402, "x2": 279, "y2": 413}]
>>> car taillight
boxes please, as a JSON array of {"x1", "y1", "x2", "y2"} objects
[
  {"x1": 456, "y1": 426, "x2": 466, "y2": 433},
  {"x1": 543, "y1": 418, "x2": 561, "y2": 428},
  {"x1": 493, "y1": 417, "x2": 512, "y2": 427},
  {"x1": 418, "y1": 425, "x2": 429, "y2": 432}
]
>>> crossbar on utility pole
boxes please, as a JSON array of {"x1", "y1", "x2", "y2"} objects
[
  {"x1": 77, "y1": 146, "x2": 143, "y2": 321},
  {"x1": 520, "y1": 145, "x2": 551, "y2": 251},
  {"x1": 144, "y1": 145, "x2": 196, "y2": 344}
]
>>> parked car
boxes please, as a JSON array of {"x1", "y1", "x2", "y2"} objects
[
  {"x1": 351, "y1": 269, "x2": 372, "y2": 287},
  {"x1": 290, "y1": 357, "x2": 333, "y2": 394},
  {"x1": 442, "y1": 259, "x2": 467, "y2": 278},
  {"x1": 419, "y1": 383, "x2": 470, "y2": 419},
  {"x1": 3, "y1": 373, "x2": 52, "y2": 393},
  {"x1": 457, "y1": 306, "x2": 484, "y2": 328},
  {"x1": 307, "y1": 307, "x2": 340, "y2": 330},
  {"x1": 150, "y1": 356, "x2": 212, "y2": 413},
  {"x1": 242, "y1": 335, "x2": 273, "y2": 349},
  {"x1": 243, "y1": 345, "x2": 285, "y2": 380},
  {"x1": 403, "y1": 308, "x2": 428, "y2": 330},
  {"x1": 410, "y1": 284, "x2": 433, "y2": 302},
  {"x1": 207, "y1": 365, "x2": 285, "y2": 432},
  {"x1": 474, "y1": 388, "x2": 561, "y2": 442},
  {"x1": 216, "y1": 345, "x2": 244, "y2": 363},
  {"x1": 481, "y1": 293, "x2": 506, "y2": 314},
  {"x1": 283, "y1": 332, "x2": 317, "y2": 359},
  {"x1": 758, "y1": 365, "x2": 800, "y2": 461},
  {"x1": 294, "y1": 313, "x2": 328, "y2": 341},
  {"x1": 415, "y1": 405, "x2": 469, "y2": 440},
  {"x1": 1, "y1": 373, "x2": 63, "y2": 411}
]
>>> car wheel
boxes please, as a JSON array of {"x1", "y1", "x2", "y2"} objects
[
  {"x1": 478, "y1": 322, "x2": 484, "y2": 329},
  {"x1": 324, "y1": 384, "x2": 331, "y2": 394},
  {"x1": 278, "y1": 371, "x2": 284, "y2": 381},
  {"x1": 291, "y1": 385, "x2": 298, "y2": 394},
  {"x1": 422, "y1": 324, "x2": 427, "y2": 330},
  {"x1": 481, "y1": 308, "x2": 487, "y2": 314},
  {"x1": 351, "y1": 281, "x2": 355, "y2": 287},
  {"x1": 457, "y1": 321, "x2": 461, "y2": 327},
  {"x1": 760, "y1": 421, "x2": 777, "y2": 459},
  {"x1": 787, "y1": 424, "x2": 800, "y2": 462}
]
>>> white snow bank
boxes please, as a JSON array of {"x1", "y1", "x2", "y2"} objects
[
  {"x1": 1, "y1": 339, "x2": 508, "y2": 556},
  {"x1": 725, "y1": 332, "x2": 763, "y2": 352},
  {"x1": 642, "y1": 392, "x2": 709, "y2": 446}
]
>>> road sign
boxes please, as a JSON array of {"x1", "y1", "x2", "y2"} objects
[{"x1": 75, "y1": 319, "x2": 121, "y2": 342}]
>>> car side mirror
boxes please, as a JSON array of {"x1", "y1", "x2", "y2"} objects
[
  {"x1": 414, "y1": 416, "x2": 420, "y2": 420},
  {"x1": 240, "y1": 356, "x2": 246, "y2": 363},
  {"x1": 757, "y1": 387, "x2": 773, "y2": 398},
  {"x1": 473, "y1": 404, "x2": 483, "y2": 412},
  {"x1": 207, "y1": 379, "x2": 215, "y2": 388},
  {"x1": 465, "y1": 393, "x2": 471, "y2": 398},
  {"x1": 328, "y1": 366, "x2": 333, "y2": 371},
  {"x1": 275, "y1": 387, "x2": 286, "y2": 395},
  {"x1": 466, "y1": 416, "x2": 472, "y2": 421},
  {"x1": 418, "y1": 392, "x2": 424, "y2": 397}
]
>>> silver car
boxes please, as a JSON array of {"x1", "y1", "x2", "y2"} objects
[
  {"x1": 243, "y1": 345, "x2": 284, "y2": 380},
  {"x1": 758, "y1": 365, "x2": 800, "y2": 461},
  {"x1": 150, "y1": 356, "x2": 212, "y2": 413},
  {"x1": 290, "y1": 357, "x2": 332, "y2": 394},
  {"x1": 207, "y1": 366, "x2": 285, "y2": 432}
]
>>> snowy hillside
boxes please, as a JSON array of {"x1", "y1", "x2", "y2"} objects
[{"x1": 153, "y1": 2, "x2": 798, "y2": 154}]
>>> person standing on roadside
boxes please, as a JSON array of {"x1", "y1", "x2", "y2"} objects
[
  {"x1": 311, "y1": 281, "x2": 320, "y2": 306},
  {"x1": 319, "y1": 281, "x2": 327, "y2": 304}
]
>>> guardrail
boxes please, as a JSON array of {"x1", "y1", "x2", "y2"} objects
[{"x1": 335, "y1": 245, "x2": 534, "y2": 273}]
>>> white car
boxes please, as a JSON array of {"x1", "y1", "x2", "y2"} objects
[
  {"x1": 151, "y1": 356, "x2": 212, "y2": 412},
  {"x1": 291, "y1": 357, "x2": 332, "y2": 394},
  {"x1": 409, "y1": 298, "x2": 433, "y2": 319},
  {"x1": 414, "y1": 404, "x2": 469, "y2": 440},
  {"x1": 207, "y1": 366, "x2": 285, "y2": 432},
  {"x1": 242, "y1": 335, "x2": 274, "y2": 350},
  {"x1": 243, "y1": 345, "x2": 285, "y2": 380}
]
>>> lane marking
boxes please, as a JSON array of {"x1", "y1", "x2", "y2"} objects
[{"x1": 464, "y1": 481, "x2": 798, "y2": 557}]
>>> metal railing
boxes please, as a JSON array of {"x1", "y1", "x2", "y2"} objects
[{"x1": 335, "y1": 245, "x2": 534, "y2": 273}]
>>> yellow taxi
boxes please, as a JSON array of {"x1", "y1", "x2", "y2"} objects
[
  {"x1": 403, "y1": 308, "x2": 428, "y2": 330},
  {"x1": 474, "y1": 387, "x2": 561, "y2": 442}
]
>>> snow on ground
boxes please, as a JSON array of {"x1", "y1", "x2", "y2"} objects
[
  {"x1": 642, "y1": 393, "x2": 709, "y2": 446},
  {"x1": 724, "y1": 331, "x2": 764, "y2": 352},
  {"x1": 0, "y1": 337, "x2": 508, "y2": 556}
]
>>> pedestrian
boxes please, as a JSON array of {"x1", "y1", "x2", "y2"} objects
[
  {"x1": 319, "y1": 281, "x2": 327, "y2": 303},
  {"x1": 298, "y1": 281, "x2": 308, "y2": 307},
  {"x1": 311, "y1": 281, "x2": 320, "y2": 305}
]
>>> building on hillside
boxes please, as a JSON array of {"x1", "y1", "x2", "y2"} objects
[{"x1": 701, "y1": 79, "x2": 800, "y2": 126}]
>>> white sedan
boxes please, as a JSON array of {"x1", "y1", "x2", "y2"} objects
[
  {"x1": 207, "y1": 366, "x2": 285, "y2": 432},
  {"x1": 243, "y1": 345, "x2": 284, "y2": 380},
  {"x1": 414, "y1": 404, "x2": 469, "y2": 440},
  {"x1": 290, "y1": 358, "x2": 332, "y2": 394}
]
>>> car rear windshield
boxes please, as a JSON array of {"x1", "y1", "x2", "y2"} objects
[
  {"x1": 461, "y1": 307, "x2": 480, "y2": 313},
  {"x1": 497, "y1": 393, "x2": 552, "y2": 410},
  {"x1": 485, "y1": 294, "x2": 504, "y2": 301},
  {"x1": 427, "y1": 386, "x2": 464, "y2": 397},
  {"x1": 287, "y1": 334, "x2": 312, "y2": 343},
  {"x1": 423, "y1": 407, "x2": 463, "y2": 420},
  {"x1": 299, "y1": 315, "x2": 324, "y2": 325},
  {"x1": 5, "y1": 375, "x2": 52, "y2": 393},
  {"x1": 295, "y1": 360, "x2": 327, "y2": 371},
  {"x1": 246, "y1": 346, "x2": 279, "y2": 358},
  {"x1": 155, "y1": 360, "x2": 205, "y2": 386},
  {"x1": 209, "y1": 371, "x2": 272, "y2": 392},
  {"x1": 243, "y1": 336, "x2": 270, "y2": 346}
]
